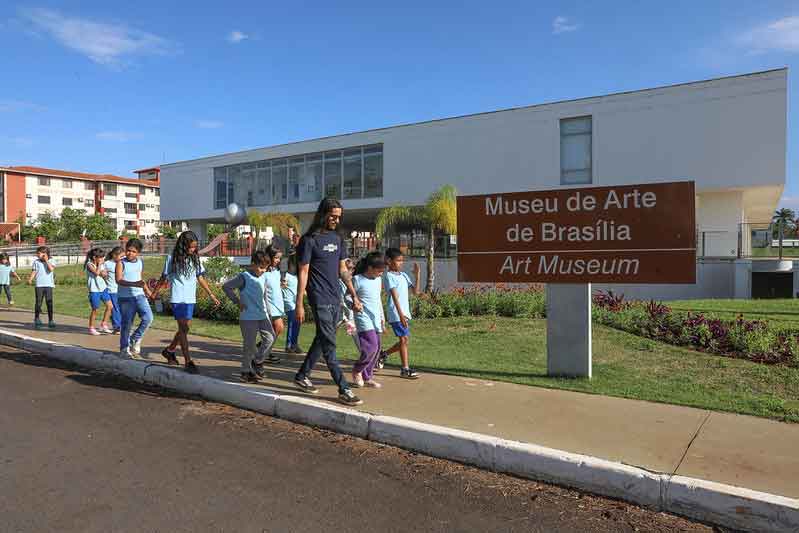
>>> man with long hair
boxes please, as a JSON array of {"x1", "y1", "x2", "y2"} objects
[{"x1": 294, "y1": 198, "x2": 364, "y2": 406}]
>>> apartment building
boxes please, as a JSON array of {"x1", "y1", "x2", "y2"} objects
[{"x1": 0, "y1": 166, "x2": 161, "y2": 238}]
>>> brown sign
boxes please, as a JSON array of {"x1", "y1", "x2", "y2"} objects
[{"x1": 457, "y1": 181, "x2": 696, "y2": 283}]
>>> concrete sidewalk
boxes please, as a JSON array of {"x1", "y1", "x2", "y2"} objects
[{"x1": 1, "y1": 308, "x2": 797, "y2": 501}]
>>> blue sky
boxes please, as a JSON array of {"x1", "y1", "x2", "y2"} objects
[{"x1": 1, "y1": 1, "x2": 799, "y2": 210}]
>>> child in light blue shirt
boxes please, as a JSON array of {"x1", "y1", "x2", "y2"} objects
[
  {"x1": 84, "y1": 247, "x2": 113, "y2": 335},
  {"x1": 379, "y1": 248, "x2": 421, "y2": 379},
  {"x1": 28, "y1": 246, "x2": 56, "y2": 328},
  {"x1": 350, "y1": 252, "x2": 386, "y2": 389},
  {"x1": 282, "y1": 253, "x2": 302, "y2": 353},
  {"x1": 0, "y1": 253, "x2": 21, "y2": 305},
  {"x1": 104, "y1": 247, "x2": 124, "y2": 333},
  {"x1": 223, "y1": 250, "x2": 276, "y2": 383},
  {"x1": 263, "y1": 245, "x2": 284, "y2": 364}
]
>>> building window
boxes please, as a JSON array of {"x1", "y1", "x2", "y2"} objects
[
  {"x1": 139, "y1": 186, "x2": 147, "y2": 195},
  {"x1": 560, "y1": 116, "x2": 592, "y2": 185},
  {"x1": 62, "y1": 197, "x2": 72, "y2": 206},
  {"x1": 85, "y1": 181, "x2": 96, "y2": 190},
  {"x1": 38, "y1": 177, "x2": 50, "y2": 186},
  {"x1": 125, "y1": 192, "x2": 137, "y2": 199},
  {"x1": 155, "y1": 189, "x2": 160, "y2": 197},
  {"x1": 38, "y1": 195, "x2": 50, "y2": 204},
  {"x1": 86, "y1": 199, "x2": 94, "y2": 207},
  {"x1": 104, "y1": 183, "x2": 117, "y2": 196},
  {"x1": 138, "y1": 203, "x2": 146, "y2": 211},
  {"x1": 105, "y1": 207, "x2": 117, "y2": 214},
  {"x1": 213, "y1": 144, "x2": 382, "y2": 207},
  {"x1": 62, "y1": 179, "x2": 72, "y2": 189},
  {"x1": 124, "y1": 203, "x2": 137, "y2": 215}
]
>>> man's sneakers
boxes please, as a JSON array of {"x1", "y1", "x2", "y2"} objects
[
  {"x1": 252, "y1": 361, "x2": 266, "y2": 379},
  {"x1": 240, "y1": 371, "x2": 261, "y2": 384},
  {"x1": 161, "y1": 348, "x2": 179, "y2": 366},
  {"x1": 400, "y1": 367, "x2": 420, "y2": 379},
  {"x1": 376, "y1": 350, "x2": 388, "y2": 370},
  {"x1": 338, "y1": 389, "x2": 363, "y2": 406},
  {"x1": 294, "y1": 376, "x2": 319, "y2": 394},
  {"x1": 119, "y1": 347, "x2": 132, "y2": 359},
  {"x1": 130, "y1": 339, "x2": 142, "y2": 357}
]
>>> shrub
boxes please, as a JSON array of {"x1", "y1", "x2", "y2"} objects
[{"x1": 203, "y1": 257, "x2": 241, "y2": 283}]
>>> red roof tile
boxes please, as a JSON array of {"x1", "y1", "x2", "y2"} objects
[{"x1": 2, "y1": 166, "x2": 159, "y2": 187}]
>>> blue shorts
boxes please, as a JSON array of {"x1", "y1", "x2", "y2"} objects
[
  {"x1": 88, "y1": 289, "x2": 111, "y2": 310},
  {"x1": 390, "y1": 321, "x2": 411, "y2": 338},
  {"x1": 173, "y1": 303, "x2": 195, "y2": 320}
]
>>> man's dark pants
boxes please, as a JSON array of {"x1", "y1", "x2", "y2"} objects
[{"x1": 295, "y1": 303, "x2": 349, "y2": 393}]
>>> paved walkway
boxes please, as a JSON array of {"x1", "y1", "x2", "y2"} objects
[{"x1": 2, "y1": 308, "x2": 797, "y2": 499}]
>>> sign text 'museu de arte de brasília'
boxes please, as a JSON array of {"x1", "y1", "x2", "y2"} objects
[{"x1": 457, "y1": 181, "x2": 696, "y2": 284}]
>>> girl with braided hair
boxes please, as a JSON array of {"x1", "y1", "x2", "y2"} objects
[{"x1": 154, "y1": 231, "x2": 219, "y2": 373}]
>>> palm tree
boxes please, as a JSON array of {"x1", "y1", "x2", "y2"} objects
[
  {"x1": 773, "y1": 208, "x2": 796, "y2": 232},
  {"x1": 375, "y1": 185, "x2": 457, "y2": 292}
]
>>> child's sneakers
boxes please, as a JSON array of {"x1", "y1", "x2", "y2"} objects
[
  {"x1": 161, "y1": 348, "x2": 179, "y2": 366},
  {"x1": 8, "y1": 300, "x2": 13, "y2": 305},
  {"x1": 400, "y1": 367, "x2": 420, "y2": 380},
  {"x1": 365, "y1": 379, "x2": 382, "y2": 389},
  {"x1": 119, "y1": 347, "x2": 132, "y2": 358},
  {"x1": 47, "y1": 320, "x2": 56, "y2": 329},
  {"x1": 88, "y1": 327, "x2": 101, "y2": 336},
  {"x1": 240, "y1": 371, "x2": 261, "y2": 383},
  {"x1": 100, "y1": 323, "x2": 113, "y2": 334},
  {"x1": 338, "y1": 388, "x2": 363, "y2": 406},
  {"x1": 351, "y1": 372, "x2": 365, "y2": 388},
  {"x1": 252, "y1": 361, "x2": 266, "y2": 379},
  {"x1": 376, "y1": 350, "x2": 388, "y2": 370},
  {"x1": 294, "y1": 376, "x2": 318, "y2": 394},
  {"x1": 34, "y1": 318, "x2": 44, "y2": 329},
  {"x1": 184, "y1": 360, "x2": 199, "y2": 374}
]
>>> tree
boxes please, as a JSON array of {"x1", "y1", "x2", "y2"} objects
[
  {"x1": 207, "y1": 223, "x2": 226, "y2": 240},
  {"x1": 159, "y1": 224, "x2": 178, "y2": 239},
  {"x1": 35, "y1": 211, "x2": 61, "y2": 242},
  {"x1": 59, "y1": 207, "x2": 88, "y2": 241},
  {"x1": 246, "y1": 210, "x2": 300, "y2": 241},
  {"x1": 84, "y1": 214, "x2": 117, "y2": 240},
  {"x1": 375, "y1": 185, "x2": 457, "y2": 292},
  {"x1": 16, "y1": 215, "x2": 37, "y2": 242},
  {"x1": 773, "y1": 208, "x2": 796, "y2": 234}
]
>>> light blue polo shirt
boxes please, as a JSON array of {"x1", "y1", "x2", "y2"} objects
[
  {"x1": 282, "y1": 273, "x2": 298, "y2": 312},
  {"x1": 0, "y1": 264, "x2": 15, "y2": 285},
  {"x1": 264, "y1": 269, "x2": 284, "y2": 318},
  {"x1": 103, "y1": 260, "x2": 118, "y2": 293},
  {"x1": 236, "y1": 271, "x2": 268, "y2": 321},
  {"x1": 117, "y1": 257, "x2": 144, "y2": 298},
  {"x1": 353, "y1": 274, "x2": 384, "y2": 333},
  {"x1": 31, "y1": 259, "x2": 56, "y2": 288},
  {"x1": 383, "y1": 271, "x2": 414, "y2": 324},
  {"x1": 86, "y1": 264, "x2": 108, "y2": 292},
  {"x1": 163, "y1": 255, "x2": 205, "y2": 304}
]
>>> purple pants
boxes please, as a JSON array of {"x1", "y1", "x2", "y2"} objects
[{"x1": 353, "y1": 329, "x2": 381, "y2": 381}]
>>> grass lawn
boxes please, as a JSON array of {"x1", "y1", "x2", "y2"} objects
[
  {"x1": 6, "y1": 280, "x2": 798, "y2": 423},
  {"x1": 669, "y1": 298, "x2": 799, "y2": 329}
]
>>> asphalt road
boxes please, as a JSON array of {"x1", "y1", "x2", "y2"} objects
[{"x1": 0, "y1": 348, "x2": 717, "y2": 533}]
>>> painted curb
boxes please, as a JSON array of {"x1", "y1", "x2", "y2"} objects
[
  {"x1": 2, "y1": 328, "x2": 798, "y2": 532},
  {"x1": 369, "y1": 415, "x2": 498, "y2": 470},
  {"x1": 275, "y1": 395, "x2": 371, "y2": 438},
  {"x1": 493, "y1": 439, "x2": 665, "y2": 510},
  {"x1": 664, "y1": 475, "x2": 799, "y2": 533}
]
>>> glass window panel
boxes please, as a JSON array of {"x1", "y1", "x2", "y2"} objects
[
  {"x1": 214, "y1": 175, "x2": 227, "y2": 209},
  {"x1": 256, "y1": 160, "x2": 269, "y2": 169},
  {"x1": 364, "y1": 153, "x2": 383, "y2": 198},
  {"x1": 241, "y1": 162, "x2": 256, "y2": 171},
  {"x1": 256, "y1": 169, "x2": 270, "y2": 205},
  {"x1": 271, "y1": 160, "x2": 287, "y2": 204},
  {"x1": 343, "y1": 149, "x2": 362, "y2": 199},
  {"x1": 560, "y1": 134, "x2": 591, "y2": 171},
  {"x1": 227, "y1": 165, "x2": 241, "y2": 205},
  {"x1": 306, "y1": 153, "x2": 322, "y2": 162},
  {"x1": 560, "y1": 116, "x2": 592, "y2": 135},
  {"x1": 561, "y1": 169, "x2": 591, "y2": 185},
  {"x1": 241, "y1": 169, "x2": 257, "y2": 206},
  {"x1": 214, "y1": 167, "x2": 227, "y2": 179},
  {"x1": 324, "y1": 156, "x2": 341, "y2": 199},
  {"x1": 289, "y1": 159, "x2": 303, "y2": 203},
  {"x1": 304, "y1": 159, "x2": 323, "y2": 203},
  {"x1": 363, "y1": 144, "x2": 382, "y2": 155}
]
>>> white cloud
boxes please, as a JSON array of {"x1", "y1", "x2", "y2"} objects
[
  {"x1": 738, "y1": 16, "x2": 799, "y2": 54},
  {"x1": 552, "y1": 16, "x2": 580, "y2": 35},
  {"x1": 96, "y1": 131, "x2": 140, "y2": 142},
  {"x1": 227, "y1": 30, "x2": 248, "y2": 43},
  {"x1": 19, "y1": 7, "x2": 178, "y2": 67},
  {"x1": 195, "y1": 120, "x2": 224, "y2": 129},
  {"x1": 0, "y1": 100, "x2": 45, "y2": 113}
]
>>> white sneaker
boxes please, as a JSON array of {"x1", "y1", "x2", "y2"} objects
[
  {"x1": 131, "y1": 339, "x2": 142, "y2": 355},
  {"x1": 119, "y1": 347, "x2": 131, "y2": 358},
  {"x1": 88, "y1": 327, "x2": 101, "y2": 336},
  {"x1": 351, "y1": 373, "x2": 364, "y2": 388},
  {"x1": 100, "y1": 323, "x2": 113, "y2": 334},
  {"x1": 365, "y1": 380, "x2": 382, "y2": 389}
]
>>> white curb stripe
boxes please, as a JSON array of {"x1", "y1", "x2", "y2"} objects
[{"x1": 2, "y1": 328, "x2": 797, "y2": 532}]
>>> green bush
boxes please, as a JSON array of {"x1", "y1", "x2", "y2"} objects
[{"x1": 203, "y1": 257, "x2": 241, "y2": 283}]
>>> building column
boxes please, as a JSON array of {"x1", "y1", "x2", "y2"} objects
[
  {"x1": 187, "y1": 220, "x2": 208, "y2": 242},
  {"x1": 733, "y1": 259, "x2": 752, "y2": 299}
]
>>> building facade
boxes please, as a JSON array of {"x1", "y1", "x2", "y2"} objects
[
  {"x1": 0, "y1": 166, "x2": 162, "y2": 238},
  {"x1": 160, "y1": 69, "x2": 788, "y2": 296}
]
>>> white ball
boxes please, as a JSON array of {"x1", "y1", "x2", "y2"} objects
[{"x1": 224, "y1": 202, "x2": 247, "y2": 227}]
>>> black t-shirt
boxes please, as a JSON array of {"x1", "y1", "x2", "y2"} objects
[{"x1": 298, "y1": 231, "x2": 347, "y2": 306}]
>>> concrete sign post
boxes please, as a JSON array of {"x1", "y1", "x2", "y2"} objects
[{"x1": 457, "y1": 181, "x2": 696, "y2": 378}]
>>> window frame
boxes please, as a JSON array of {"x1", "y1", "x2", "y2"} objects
[{"x1": 559, "y1": 116, "x2": 593, "y2": 185}]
